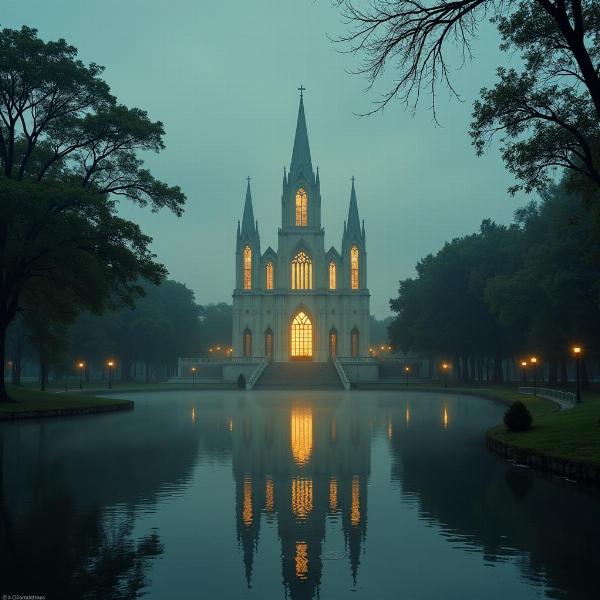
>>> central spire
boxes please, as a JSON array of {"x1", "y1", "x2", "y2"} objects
[{"x1": 289, "y1": 91, "x2": 313, "y2": 180}]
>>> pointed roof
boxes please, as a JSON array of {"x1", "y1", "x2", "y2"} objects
[
  {"x1": 346, "y1": 177, "x2": 361, "y2": 237},
  {"x1": 241, "y1": 178, "x2": 256, "y2": 237},
  {"x1": 289, "y1": 95, "x2": 313, "y2": 179}
]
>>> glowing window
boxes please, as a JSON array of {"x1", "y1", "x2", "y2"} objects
[
  {"x1": 295, "y1": 188, "x2": 308, "y2": 226},
  {"x1": 243, "y1": 329, "x2": 252, "y2": 358},
  {"x1": 291, "y1": 251, "x2": 312, "y2": 290},
  {"x1": 351, "y1": 328, "x2": 359, "y2": 358},
  {"x1": 243, "y1": 246, "x2": 252, "y2": 290},
  {"x1": 328, "y1": 261, "x2": 336, "y2": 290},
  {"x1": 351, "y1": 246, "x2": 359, "y2": 290},
  {"x1": 291, "y1": 478, "x2": 313, "y2": 519},
  {"x1": 291, "y1": 311, "x2": 313, "y2": 359},
  {"x1": 351, "y1": 476, "x2": 360, "y2": 526},
  {"x1": 243, "y1": 476, "x2": 253, "y2": 526},
  {"x1": 291, "y1": 406, "x2": 313, "y2": 465},
  {"x1": 266, "y1": 261, "x2": 274, "y2": 290}
]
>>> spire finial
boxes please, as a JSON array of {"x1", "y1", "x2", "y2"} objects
[
  {"x1": 298, "y1": 84, "x2": 306, "y2": 98},
  {"x1": 246, "y1": 176, "x2": 251, "y2": 185},
  {"x1": 351, "y1": 175, "x2": 355, "y2": 186}
]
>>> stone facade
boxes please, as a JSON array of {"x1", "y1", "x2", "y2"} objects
[{"x1": 232, "y1": 95, "x2": 370, "y2": 363}]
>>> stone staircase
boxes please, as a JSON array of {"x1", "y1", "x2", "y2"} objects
[{"x1": 253, "y1": 361, "x2": 343, "y2": 390}]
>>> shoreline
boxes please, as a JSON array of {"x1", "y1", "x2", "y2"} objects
[{"x1": 0, "y1": 399, "x2": 134, "y2": 421}]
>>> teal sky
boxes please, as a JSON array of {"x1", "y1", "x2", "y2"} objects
[{"x1": 4, "y1": 0, "x2": 525, "y2": 317}]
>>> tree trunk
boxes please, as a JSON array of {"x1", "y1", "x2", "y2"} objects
[
  {"x1": 560, "y1": 358, "x2": 568, "y2": 385},
  {"x1": 548, "y1": 357, "x2": 558, "y2": 385},
  {"x1": 581, "y1": 357, "x2": 591, "y2": 390},
  {"x1": 0, "y1": 319, "x2": 14, "y2": 402}
]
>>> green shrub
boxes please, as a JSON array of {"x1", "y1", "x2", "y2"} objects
[
  {"x1": 504, "y1": 401, "x2": 533, "y2": 432},
  {"x1": 237, "y1": 373, "x2": 246, "y2": 390}
]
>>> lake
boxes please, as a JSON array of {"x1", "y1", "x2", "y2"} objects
[{"x1": 1, "y1": 390, "x2": 598, "y2": 600}]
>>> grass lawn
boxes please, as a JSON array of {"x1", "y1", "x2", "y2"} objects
[
  {"x1": 485, "y1": 388, "x2": 600, "y2": 467},
  {"x1": 0, "y1": 385, "x2": 132, "y2": 416}
]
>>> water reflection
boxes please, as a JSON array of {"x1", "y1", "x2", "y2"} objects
[{"x1": 1, "y1": 391, "x2": 599, "y2": 600}]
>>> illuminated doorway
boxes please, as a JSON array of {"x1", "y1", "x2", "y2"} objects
[{"x1": 290, "y1": 311, "x2": 313, "y2": 360}]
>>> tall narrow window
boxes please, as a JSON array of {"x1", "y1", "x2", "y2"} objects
[
  {"x1": 328, "y1": 261, "x2": 336, "y2": 290},
  {"x1": 329, "y1": 329, "x2": 337, "y2": 358},
  {"x1": 243, "y1": 329, "x2": 252, "y2": 357},
  {"x1": 243, "y1": 246, "x2": 252, "y2": 290},
  {"x1": 351, "y1": 328, "x2": 359, "y2": 358},
  {"x1": 265, "y1": 328, "x2": 273, "y2": 358},
  {"x1": 350, "y1": 246, "x2": 359, "y2": 290},
  {"x1": 291, "y1": 312, "x2": 313, "y2": 359},
  {"x1": 266, "y1": 262, "x2": 274, "y2": 290},
  {"x1": 295, "y1": 188, "x2": 308, "y2": 226},
  {"x1": 291, "y1": 251, "x2": 312, "y2": 290}
]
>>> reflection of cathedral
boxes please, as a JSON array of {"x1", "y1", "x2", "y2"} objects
[{"x1": 229, "y1": 399, "x2": 370, "y2": 600}]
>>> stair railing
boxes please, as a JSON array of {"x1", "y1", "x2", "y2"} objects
[
  {"x1": 333, "y1": 357, "x2": 351, "y2": 391},
  {"x1": 246, "y1": 358, "x2": 270, "y2": 390}
]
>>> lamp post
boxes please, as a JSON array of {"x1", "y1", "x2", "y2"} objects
[
  {"x1": 107, "y1": 360, "x2": 114, "y2": 390},
  {"x1": 404, "y1": 365, "x2": 410, "y2": 386},
  {"x1": 78, "y1": 362, "x2": 85, "y2": 390},
  {"x1": 442, "y1": 363, "x2": 449, "y2": 388},
  {"x1": 191, "y1": 366, "x2": 196, "y2": 385},
  {"x1": 520, "y1": 360, "x2": 528, "y2": 383},
  {"x1": 530, "y1": 357, "x2": 537, "y2": 396},
  {"x1": 573, "y1": 346, "x2": 582, "y2": 403}
]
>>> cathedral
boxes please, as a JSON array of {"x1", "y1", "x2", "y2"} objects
[{"x1": 232, "y1": 92, "x2": 370, "y2": 362}]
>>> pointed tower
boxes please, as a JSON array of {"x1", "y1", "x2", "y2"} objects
[
  {"x1": 281, "y1": 90, "x2": 322, "y2": 230},
  {"x1": 236, "y1": 178, "x2": 261, "y2": 291},
  {"x1": 341, "y1": 178, "x2": 367, "y2": 290}
]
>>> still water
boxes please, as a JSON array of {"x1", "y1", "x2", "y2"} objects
[{"x1": 1, "y1": 390, "x2": 598, "y2": 600}]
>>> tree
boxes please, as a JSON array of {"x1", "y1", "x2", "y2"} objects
[
  {"x1": 0, "y1": 27, "x2": 185, "y2": 401},
  {"x1": 335, "y1": 0, "x2": 600, "y2": 195}
]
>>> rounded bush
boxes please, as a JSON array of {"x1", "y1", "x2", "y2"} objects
[
  {"x1": 237, "y1": 373, "x2": 246, "y2": 390},
  {"x1": 504, "y1": 401, "x2": 533, "y2": 432}
]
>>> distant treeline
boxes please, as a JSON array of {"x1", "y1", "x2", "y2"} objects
[
  {"x1": 389, "y1": 182, "x2": 600, "y2": 385},
  {"x1": 6, "y1": 280, "x2": 232, "y2": 386}
]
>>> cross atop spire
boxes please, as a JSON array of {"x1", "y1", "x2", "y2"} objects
[
  {"x1": 351, "y1": 175, "x2": 355, "y2": 185},
  {"x1": 298, "y1": 84, "x2": 306, "y2": 98},
  {"x1": 246, "y1": 176, "x2": 251, "y2": 184}
]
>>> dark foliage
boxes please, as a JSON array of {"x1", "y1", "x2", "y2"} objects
[{"x1": 504, "y1": 401, "x2": 533, "y2": 432}]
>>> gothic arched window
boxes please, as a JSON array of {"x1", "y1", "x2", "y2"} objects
[
  {"x1": 295, "y1": 188, "x2": 308, "y2": 227},
  {"x1": 351, "y1": 328, "x2": 359, "y2": 358},
  {"x1": 243, "y1": 246, "x2": 252, "y2": 290},
  {"x1": 266, "y1": 262, "x2": 274, "y2": 290},
  {"x1": 350, "y1": 246, "x2": 359, "y2": 290},
  {"x1": 291, "y1": 251, "x2": 312, "y2": 290},
  {"x1": 243, "y1": 328, "x2": 252, "y2": 357},
  {"x1": 328, "y1": 261, "x2": 336, "y2": 290}
]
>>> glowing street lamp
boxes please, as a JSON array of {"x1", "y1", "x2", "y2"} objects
[
  {"x1": 442, "y1": 363, "x2": 449, "y2": 388},
  {"x1": 404, "y1": 365, "x2": 410, "y2": 386},
  {"x1": 520, "y1": 360, "x2": 528, "y2": 383},
  {"x1": 191, "y1": 366, "x2": 197, "y2": 385},
  {"x1": 77, "y1": 361, "x2": 85, "y2": 390},
  {"x1": 530, "y1": 357, "x2": 538, "y2": 396},
  {"x1": 107, "y1": 360, "x2": 114, "y2": 390},
  {"x1": 573, "y1": 346, "x2": 582, "y2": 403}
]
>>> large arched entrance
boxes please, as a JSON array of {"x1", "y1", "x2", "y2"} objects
[{"x1": 290, "y1": 311, "x2": 313, "y2": 360}]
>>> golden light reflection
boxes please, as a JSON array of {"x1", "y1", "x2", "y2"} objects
[
  {"x1": 329, "y1": 478, "x2": 338, "y2": 512},
  {"x1": 192, "y1": 407, "x2": 196, "y2": 422},
  {"x1": 405, "y1": 405, "x2": 410, "y2": 425},
  {"x1": 265, "y1": 477, "x2": 274, "y2": 512},
  {"x1": 291, "y1": 406, "x2": 313, "y2": 465},
  {"x1": 443, "y1": 405, "x2": 449, "y2": 429},
  {"x1": 291, "y1": 478, "x2": 313, "y2": 519},
  {"x1": 295, "y1": 542, "x2": 309, "y2": 580},
  {"x1": 351, "y1": 476, "x2": 360, "y2": 526},
  {"x1": 228, "y1": 417, "x2": 233, "y2": 432},
  {"x1": 330, "y1": 418, "x2": 337, "y2": 443},
  {"x1": 243, "y1": 476, "x2": 253, "y2": 526},
  {"x1": 387, "y1": 418, "x2": 392, "y2": 440}
]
